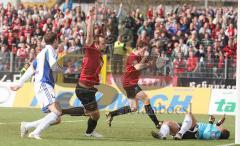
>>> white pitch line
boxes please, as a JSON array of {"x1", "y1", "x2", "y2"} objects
[{"x1": 217, "y1": 143, "x2": 236, "y2": 146}]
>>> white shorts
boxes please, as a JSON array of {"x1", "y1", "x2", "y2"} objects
[{"x1": 34, "y1": 82, "x2": 56, "y2": 113}]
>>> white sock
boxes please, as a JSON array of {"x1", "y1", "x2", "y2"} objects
[
  {"x1": 179, "y1": 114, "x2": 193, "y2": 135},
  {"x1": 25, "y1": 119, "x2": 44, "y2": 130},
  {"x1": 159, "y1": 124, "x2": 170, "y2": 137},
  {"x1": 31, "y1": 112, "x2": 59, "y2": 136}
]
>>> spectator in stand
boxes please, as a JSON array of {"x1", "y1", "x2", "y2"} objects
[
  {"x1": 201, "y1": 33, "x2": 213, "y2": 49},
  {"x1": 179, "y1": 38, "x2": 188, "y2": 58},
  {"x1": 223, "y1": 38, "x2": 236, "y2": 58},
  {"x1": 20, "y1": 62, "x2": 30, "y2": 76},
  {"x1": 205, "y1": 46, "x2": 215, "y2": 78},
  {"x1": 186, "y1": 51, "x2": 198, "y2": 78},
  {"x1": 112, "y1": 35, "x2": 126, "y2": 74},
  {"x1": 0, "y1": 44, "x2": 10, "y2": 71},
  {"x1": 16, "y1": 43, "x2": 28, "y2": 69},
  {"x1": 225, "y1": 23, "x2": 236, "y2": 39},
  {"x1": 173, "y1": 52, "x2": 186, "y2": 77},
  {"x1": 137, "y1": 20, "x2": 152, "y2": 37},
  {"x1": 156, "y1": 51, "x2": 170, "y2": 76},
  {"x1": 217, "y1": 52, "x2": 225, "y2": 78}
]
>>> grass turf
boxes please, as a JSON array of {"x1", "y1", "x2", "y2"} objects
[{"x1": 0, "y1": 107, "x2": 238, "y2": 146}]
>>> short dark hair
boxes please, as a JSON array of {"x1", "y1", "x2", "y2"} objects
[
  {"x1": 219, "y1": 129, "x2": 230, "y2": 139},
  {"x1": 44, "y1": 32, "x2": 57, "y2": 45}
]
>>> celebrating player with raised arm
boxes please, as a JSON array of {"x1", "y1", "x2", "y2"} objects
[
  {"x1": 61, "y1": 7, "x2": 105, "y2": 137},
  {"x1": 106, "y1": 40, "x2": 161, "y2": 129},
  {"x1": 10, "y1": 32, "x2": 63, "y2": 140}
]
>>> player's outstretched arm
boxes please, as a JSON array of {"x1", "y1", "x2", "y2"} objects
[
  {"x1": 85, "y1": 7, "x2": 95, "y2": 46},
  {"x1": 10, "y1": 64, "x2": 35, "y2": 91}
]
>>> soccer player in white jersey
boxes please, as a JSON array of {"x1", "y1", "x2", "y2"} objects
[{"x1": 11, "y1": 32, "x2": 63, "y2": 140}]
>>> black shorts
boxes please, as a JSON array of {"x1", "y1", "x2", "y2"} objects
[
  {"x1": 180, "y1": 124, "x2": 198, "y2": 139},
  {"x1": 75, "y1": 83, "x2": 98, "y2": 111},
  {"x1": 124, "y1": 85, "x2": 142, "y2": 99}
]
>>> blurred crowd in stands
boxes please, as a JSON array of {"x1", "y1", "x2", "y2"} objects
[{"x1": 0, "y1": 2, "x2": 237, "y2": 79}]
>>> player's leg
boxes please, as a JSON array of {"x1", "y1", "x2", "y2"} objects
[
  {"x1": 27, "y1": 83, "x2": 62, "y2": 140},
  {"x1": 75, "y1": 84, "x2": 103, "y2": 137},
  {"x1": 85, "y1": 109, "x2": 103, "y2": 137},
  {"x1": 174, "y1": 113, "x2": 197, "y2": 140},
  {"x1": 28, "y1": 102, "x2": 61, "y2": 140},
  {"x1": 62, "y1": 107, "x2": 86, "y2": 116},
  {"x1": 136, "y1": 89, "x2": 160, "y2": 128},
  {"x1": 106, "y1": 86, "x2": 140, "y2": 126},
  {"x1": 152, "y1": 120, "x2": 180, "y2": 139},
  {"x1": 105, "y1": 98, "x2": 137, "y2": 127},
  {"x1": 61, "y1": 83, "x2": 89, "y2": 116}
]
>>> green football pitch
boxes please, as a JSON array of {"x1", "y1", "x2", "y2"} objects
[{"x1": 0, "y1": 108, "x2": 238, "y2": 146}]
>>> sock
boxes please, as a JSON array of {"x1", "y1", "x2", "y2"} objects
[
  {"x1": 24, "y1": 119, "x2": 44, "y2": 130},
  {"x1": 31, "y1": 112, "x2": 59, "y2": 136},
  {"x1": 178, "y1": 114, "x2": 193, "y2": 135},
  {"x1": 144, "y1": 104, "x2": 159, "y2": 126},
  {"x1": 62, "y1": 107, "x2": 85, "y2": 116},
  {"x1": 109, "y1": 106, "x2": 132, "y2": 117},
  {"x1": 159, "y1": 124, "x2": 170, "y2": 137},
  {"x1": 86, "y1": 118, "x2": 98, "y2": 134}
]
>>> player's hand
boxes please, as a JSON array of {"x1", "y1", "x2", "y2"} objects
[
  {"x1": 10, "y1": 85, "x2": 21, "y2": 91},
  {"x1": 209, "y1": 115, "x2": 215, "y2": 124},
  {"x1": 216, "y1": 114, "x2": 226, "y2": 126}
]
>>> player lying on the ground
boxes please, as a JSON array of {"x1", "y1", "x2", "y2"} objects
[
  {"x1": 105, "y1": 40, "x2": 161, "y2": 129},
  {"x1": 10, "y1": 32, "x2": 64, "y2": 140},
  {"x1": 151, "y1": 113, "x2": 229, "y2": 140}
]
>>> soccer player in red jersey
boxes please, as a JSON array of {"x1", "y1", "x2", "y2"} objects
[
  {"x1": 106, "y1": 40, "x2": 161, "y2": 129},
  {"x1": 62, "y1": 7, "x2": 105, "y2": 137}
]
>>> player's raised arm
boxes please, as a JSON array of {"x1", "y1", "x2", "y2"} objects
[{"x1": 85, "y1": 7, "x2": 95, "y2": 46}]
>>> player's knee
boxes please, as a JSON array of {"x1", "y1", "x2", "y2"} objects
[
  {"x1": 90, "y1": 110, "x2": 100, "y2": 121},
  {"x1": 52, "y1": 110, "x2": 62, "y2": 116},
  {"x1": 183, "y1": 115, "x2": 193, "y2": 125},
  {"x1": 143, "y1": 99, "x2": 150, "y2": 105},
  {"x1": 51, "y1": 117, "x2": 61, "y2": 125}
]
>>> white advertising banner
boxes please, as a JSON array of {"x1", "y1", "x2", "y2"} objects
[
  {"x1": 208, "y1": 89, "x2": 237, "y2": 115},
  {"x1": 0, "y1": 82, "x2": 16, "y2": 107}
]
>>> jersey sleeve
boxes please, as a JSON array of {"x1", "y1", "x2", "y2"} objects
[
  {"x1": 17, "y1": 64, "x2": 35, "y2": 87},
  {"x1": 48, "y1": 49, "x2": 64, "y2": 72},
  {"x1": 48, "y1": 49, "x2": 58, "y2": 68}
]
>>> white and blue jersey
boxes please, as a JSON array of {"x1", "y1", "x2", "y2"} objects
[
  {"x1": 33, "y1": 45, "x2": 58, "y2": 113},
  {"x1": 196, "y1": 123, "x2": 221, "y2": 140},
  {"x1": 33, "y1": 45, "x2": 58, "y2": 87}
]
